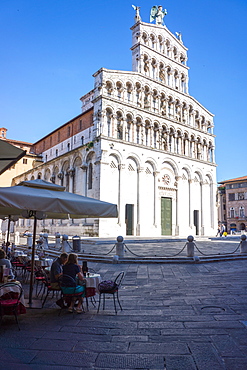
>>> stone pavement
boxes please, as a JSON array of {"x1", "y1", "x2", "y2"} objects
[{"x1": 1, "y1": 239, "x2": 247, "y2": 369}]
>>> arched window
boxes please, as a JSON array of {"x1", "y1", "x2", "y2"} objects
[
  {"x1": 126, "y1": 82, "x2": 133, "y2": 103},
  {"x1": 116, "y1": 81, "x2": 123, "y2": 100},
  {"x1": 240, "y1": 207, "x2": 245, "y2": 218},
  {"x1": 88, "y1": 163, "x2": 93, "y2": 190},
  {"x1": 230, "y1": 207, "x2": 235, "y2": 218},
  {"x1": 116, "y1": 112, "x2": 123, "y2": 140}
]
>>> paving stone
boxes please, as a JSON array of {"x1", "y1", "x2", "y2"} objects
[
  {"x1": 0, "y1": 336, "x2": 37, "y2": 349},
  {"x1": 138, "y1": 322, "x2": 184, "y2": 329},
  {"x1": 95, "y1": 353, "x2": 164, "y2": 369},
  {"x1": 160, "y1": 328, "x2": 228, "y2": 336},
  {"x1": 224, "y1": 358, "x2": 247, "y2": 370},
  {"x1": 31, "y1": 350, "x2": 97, "y2": 366},
  {"x1": 184, "y1": 321, "x2": 245, "y2": 329},
  {"x1": 211, "y1": 335, "x2": 245, "y2": 357},
  {"x1": 112, "y1": 335, "x2": 148, "y2": 342},
  {"x1": 189, "y1": 342, "x2": 225, "y2": 369},
  {"x1": 29, "y1": 338, "x2": 78, "y2": 351},
  {"x1": 74, "y1": 340, "x2": 128, "y2": 353},
  {"x1": 0, "y1": 348, "x2": 38, "y2": 364},
  {"x1": 129, "y1": 341, "x2": 190, "y2": 354},
  {"x1": 60, "y1": 326, "x2": 110, "y2": 336},
  {"x1": 165, "y1": 355, "x2": 197, "y2": 370}
]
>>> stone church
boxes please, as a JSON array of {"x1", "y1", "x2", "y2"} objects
[{"x1": 13, "y1": 9, "x2": 217, "y2": 237}]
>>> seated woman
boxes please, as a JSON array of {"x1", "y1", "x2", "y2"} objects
[
  {"x1": 0, "y1": 248, "x2": 14, "y2": 279},
  {"x1": 61, "y1": 253, "x2": 85, "y2": 313}
]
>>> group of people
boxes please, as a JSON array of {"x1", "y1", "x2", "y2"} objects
[
  {"x1": 216, "y1": 224, "x2": 227, "y2": 237},
  {"x1": 50, "y1": 252, "x2": 86, "y2": 313}
]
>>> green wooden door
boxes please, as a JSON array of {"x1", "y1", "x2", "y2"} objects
[
  {"x1": 125, "y1": 204, "x2": 134, "y2": 235},
  {"x1": 161, "y1": 197, "x2": 172, "y2": 235}
]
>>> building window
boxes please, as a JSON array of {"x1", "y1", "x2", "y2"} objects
[
  {"x1": 81, "y1": 136, "x2": 84, "y2": 145},
  {"x1": 56, "y1": 149, "x2": 58, "y2": 157},
  {"x1": 79, "y1": 120, "x2": 82, "y2": 130},
  {"x1": 67, "y1": 143, "x2": 70, "y2": 151},
  {"x1": 228, "y1": 193, "x2": 235, "y2": 201},
  {"x1": 240, "y1": 207, "x2": 245, "y2": 218},
  {"x1": 230, "y1": 207, "x2": 235, "y2": 218},
  {"x1": 58, "y1": 132, "x2": 60, "y2": 142},
  {"x1": 23, "y1": 158, "x2": 27, "y2": 164},
  {"x1": 238, "y1": 192, "x2": 244, "y2": 200},
  {"x1": 88, "y1": 163, "x2": 93, "y2": 189},
  {"x1": 68, "y1": 126, "x2": 71, "y2": 136}
]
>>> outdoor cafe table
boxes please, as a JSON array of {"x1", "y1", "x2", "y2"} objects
[
  {"x1": 0, "y1": 280, "x2": 26, "y2": 314},
  {"x1": 85, "y1": 273, "x2": 102, "y2": 296}
]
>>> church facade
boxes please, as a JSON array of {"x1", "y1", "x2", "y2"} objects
[{"x1": 13, "y1": 15, "x2": 217, "y2": 237}]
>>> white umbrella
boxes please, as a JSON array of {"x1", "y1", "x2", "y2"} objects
[{"x1": 0, "y1": 179, "x2": 118, "y2": 304}]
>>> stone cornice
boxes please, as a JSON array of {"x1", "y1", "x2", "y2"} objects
[
  {"x1": 95, "y1": 68, "x2": 214, "y2": 117},
  {"x1": 100, "y1": 135, "x2": 217, "y2": 167},
  {"x1": 99, "y1": 95, "x2": 215, "y2": 138},
  {"x1": 131, "y1": 42, "x2": 189, "y2": 71}
]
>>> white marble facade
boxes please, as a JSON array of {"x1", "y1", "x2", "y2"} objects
[{"x1": 14, "y1": 20, "x2": 217, "y2": 237}]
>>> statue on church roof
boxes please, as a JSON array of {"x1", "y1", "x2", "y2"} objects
[
  {"x1": 132, "y1": 5, "x2": 141, "y2": 23},
  {"x1": 175, "y1": 32, "x2": 183, "y2": 42},
  {"x1": 150, "y1": 5, "x2": 167, "y2": 25}
]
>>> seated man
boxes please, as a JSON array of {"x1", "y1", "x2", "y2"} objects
[
  {"x1": 50, "y1": 253, "x2": 68, "y2": 289},
  {"x1": 0, "y1": 248, "x2": 14, "y2": 279}
]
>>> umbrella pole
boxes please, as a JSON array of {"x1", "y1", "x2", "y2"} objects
[
  {"x1": 28, "y1": 214, "x2": 37, "y2": 306},
  {"x1": 6, "y1": 216, "x2": 11, "y2": 245}
]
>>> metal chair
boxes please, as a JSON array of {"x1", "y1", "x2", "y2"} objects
[
  {"x1": 0, "y1": 282, "x2": 23, "y2": 330},
  {"x1": 59, "y1": 274, "x2": 85, "y2": 315},
  {"x1": 97, "y1": 271, "x2": 125, "y2": 314},
  {"x1": 41, "y1": 272, "x2": 61, "y2": 308}
]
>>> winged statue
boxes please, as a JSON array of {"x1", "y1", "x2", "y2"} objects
[
  {"x1": 150, "y1": 5, "x2": 167, "y2": 25},
  {"x1": 132, "y1": 5, "x2": 141, "y2": 23}
]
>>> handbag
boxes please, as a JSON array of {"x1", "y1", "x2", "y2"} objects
[{"x1": 98, "y1": 280, "x2": 118, "y2": 293}]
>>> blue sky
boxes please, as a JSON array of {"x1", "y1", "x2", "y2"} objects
[{"x1": 0, "y1": 0, "x2": 246, "y2": 182}]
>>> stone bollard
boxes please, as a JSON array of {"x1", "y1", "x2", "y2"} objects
[
  {"x1": 112, "y1": 255, "x2": 119, "y2": 263},
  {"x1": 186, "y1": 235, "x2": 195, "y2": 257},
  {"x1": 14, "y1": 231, "x2": 20, "y2": 246},
  {"x1": 240, "y1": 235, "x2": 247, "y2": 254},
  {"x1": 55, "y1": 232, "x2": 61, "y2": 249},
  {"x1": 27, "y1": 233, "x2": 33, "y2": 247},
  {"x1": 42, "y1": 233, "x2": 49, "y2": 250},
  {"x1": 115, "y1": 236, "x2": 125, "y2": 259},
  {"x1": 62, "y1": 234, "x2": 71, "y2": 253}
]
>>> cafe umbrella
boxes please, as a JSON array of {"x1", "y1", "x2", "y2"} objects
[{"x1": 0, "y1": 179, "x2": 118, "y2": 305}]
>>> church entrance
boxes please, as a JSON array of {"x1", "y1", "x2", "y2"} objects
[
  {"x1": 161, "y1": 197, "x2": 172, "y2": 235},
  {"x1": 193, "y1": 210, "x2": 199, "y2": 235},
  {"x1": 125, "y1": 204, "x2": 134, "y2": 235}
]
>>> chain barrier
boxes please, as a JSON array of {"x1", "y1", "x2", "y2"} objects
[
  {"x1": 194, "y1": 241, "x2": 241, "y2": 256},
  {"x1": 124, "y1": 242, "x2": 188, "y2": 258},
  {"x1": 81, "y1": 244, "x2": 116, "y2": 256}
]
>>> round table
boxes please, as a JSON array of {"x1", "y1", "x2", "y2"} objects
[{"x1": 84, "y1": 273, "x2": 102, "y2": 296}]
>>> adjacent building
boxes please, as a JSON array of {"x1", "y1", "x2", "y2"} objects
[
  {"x1": 0, "y1": 127, "x2": 41, "y2": 187},
  {"x1": 218, "y1": 176, "x2": 247, "y2": 233},
  {"x1": 12, "y1": 11, "x2": 217, "y2": 237}
]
